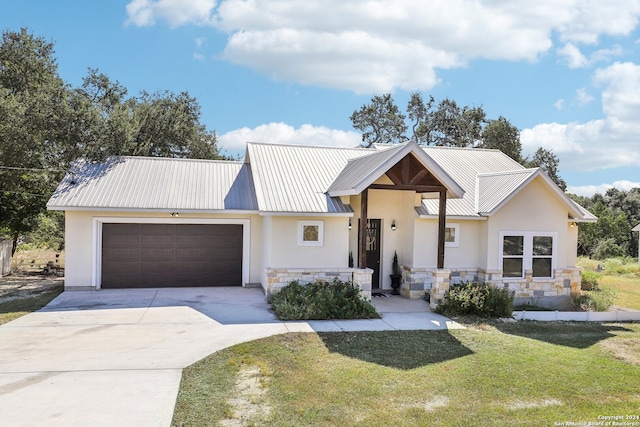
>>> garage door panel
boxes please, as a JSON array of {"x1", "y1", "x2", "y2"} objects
[
  {"x1": 142, "y1": 235, "x2": 175, "y2": 247},
  {"x1": 102, "y1": 223, "x2": 243, "y2": 288},
  {"x1": 175, "y1": 235, "x2": 215, "y2": 247},
  {"x1": 102, "y1": 247, "x2": 141, "y2": 261},
  {"x1": 175, "y1": 247, "x2": 211, "y2": 261},
  {"x1": 141, "y1": 247, "x2": 175, "y2": 261},
  {"x1": 102, "y1": 234, "x2": 142, "y2": 247},
  {"x1": 142, "y1": 224, "x2": 175, "y2": 234}
]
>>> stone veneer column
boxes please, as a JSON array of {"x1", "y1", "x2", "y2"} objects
[
  {"x1": 352, "y1": 268, "x2": 373, "y2": 299},
  {"x1": 401, "y1": 266, "x2": 429, "y2": 299},
  {"x1": 429, "y1": 269, "x2": 451, "y2": 310}
]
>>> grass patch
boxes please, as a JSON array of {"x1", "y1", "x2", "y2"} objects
[
  {"x1": 0, "y1": 282, "x2": 63, "y2": 324},
  {"x1": 600, "y1": 275, "x2": 640, "y2": 310},
  {"x1": 578, "y1": 256, "x2": 640, "y2": 310},
  {"x1": 173, "y1": 322, "x2": 640, "y2": 426}
]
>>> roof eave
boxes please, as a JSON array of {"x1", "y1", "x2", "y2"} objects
[{"x1": 46, "y1": 206, "x2": 260, "y2": 214}]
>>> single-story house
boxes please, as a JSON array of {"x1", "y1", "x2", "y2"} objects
[{"x1": 47, "y1": 140, "x2": 596, "y2": 308}]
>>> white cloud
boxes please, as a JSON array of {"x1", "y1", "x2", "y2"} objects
[
  {"x1": 557, "y1": 43, "x2": 588, "y2": 68},
  {"x1": 557, "y1": 43, "x2": 624, "y2": 68},
  {"x1": 522, "y1": 62, "x2": 640, "y2": 172},
  {"x1": 193, "y1": 52, "x2": 205, "y2": 61},
  {"x1": 218, "y1": 122, "x2": 362, "y2": 154},
  {"x1": 567, "y1": 180, "x2": 640, "y2": 196},
  {"x1": 554, "y1": 98, "x2": 565, "y2": 110},
  {"x1": 126, "y1": 0, "x2": 216, "y2": 28},
  {"x1": 125, "y1": 0, "x2": 640, "y2": 93},
  {"x1": 575, "y1": 88, "x2": 594, "y2": 106}
]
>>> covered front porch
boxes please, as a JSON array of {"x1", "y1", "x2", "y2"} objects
[{"x1": 329, "y1": 141, "x2": 465, "y2": 307}]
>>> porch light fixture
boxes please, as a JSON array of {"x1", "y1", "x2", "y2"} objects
[
  {"x1": 348, "y1": 219, "x2": 352, "y2": 230},
  {"x1": 570, "y1": 221, "x2": 576, "y2": 228},
  {"x1": 391, "y1": 220, "x2": 397, "y2": 231},
  {"x1": 170, "y1": 212, "x2": 179, "y2": 217}
]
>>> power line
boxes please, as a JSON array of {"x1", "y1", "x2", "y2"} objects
[
  {"x1": 0, "y1": 190, "x2": 53, "y2": 197},
  {"x1": 0, "y1": 165, "x2": 67, "y2": 172}
]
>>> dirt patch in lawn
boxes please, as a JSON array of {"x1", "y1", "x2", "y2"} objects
[
  {"x1": 219, "y1": 365, "x2": 271, "y2": 427},
  {"x1": 600, "y1": 337, "x2": 640, "y2": 366},
  {"x1": 0, "y1": 272, "x2": 64, "y2": 304}
]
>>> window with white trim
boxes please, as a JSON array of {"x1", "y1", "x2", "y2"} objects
[
  {"x1": 501, "y1": 232, "x2": 555, "y2": 279},
  {"x1": 445, "y1": 223, "x2": 459, "y2": 247},
  {"x1": 298, "y1": 221, "x2": 324, "y2": 246}
]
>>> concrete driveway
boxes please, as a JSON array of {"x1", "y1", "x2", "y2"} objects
[{"x1": 0, "y1": 288, "x2": 460, "y2": 426}]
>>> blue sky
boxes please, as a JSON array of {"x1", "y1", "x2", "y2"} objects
[{"x1": 4, "y1": 0, "x2": 640, "y2": 196}]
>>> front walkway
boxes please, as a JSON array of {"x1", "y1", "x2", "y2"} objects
[{"x1": 0, "y1": 287, "x2": 461, "y2": 427}]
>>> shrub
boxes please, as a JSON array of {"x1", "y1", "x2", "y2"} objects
[
  {"x1": 580, "y1": 270, "x2": 602, "y2": 291},
  {"x1": 435, "y1": 281, "x2": 514, "y2": 318},
  {"x1": 593, "y1": 238, "x2": 626, "y2": 260},
  {"x1": 572, "y1": 287, "x2": 617, "y2": 312},
  {"x1": 602, "y1": 257, "x2": 640, "y2": 275},
  {"x1": 268, "y1": 279, "x2": 380, "y2": 320}
]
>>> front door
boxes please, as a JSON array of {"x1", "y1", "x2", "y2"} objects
[{"x1": 359, "y1": 219, "x2": 381, "y2": 289}]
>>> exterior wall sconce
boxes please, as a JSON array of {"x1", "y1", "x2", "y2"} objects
[
  {"x1": 391, "y1": 220, "x2": 397, "y2": 231},
  {"x1": 171, "y1": 212, "x2": 179, "y2": 217},
  {"x1": 570, "y1": 221, "x2": 577, "y2": 228},
  {"x1": 348, "y1": 219, "x2": 352, "y2": 230}
]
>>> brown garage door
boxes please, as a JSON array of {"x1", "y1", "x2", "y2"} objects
[{"x1": 101, "y1": 223, "x2": 242, "y2": 288}]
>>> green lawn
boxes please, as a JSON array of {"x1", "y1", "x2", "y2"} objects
[
  {"x1": 601, "y1": 275, "x2": 640, "y2": 310},
  {"x1": 173, "y1": 322, "x2": 640, "y2": 426},
  {"x1": 578, "y1": 257, "x2": 640, "y2": 310}
]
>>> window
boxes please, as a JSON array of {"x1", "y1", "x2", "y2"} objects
[
  {"x1": 501, "y1": 232, "x2": 555, "y2": 279},
  {"x1": 445, "y1": 223, "x2": 460, "y2": 247},
  {"x1": 298, "y1": 221, "x2": 324, "y2": 246}
]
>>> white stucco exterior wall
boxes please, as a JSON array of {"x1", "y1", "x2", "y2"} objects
[
  {"x1": 413, "y1": 219, "x2": 484, "y2": 269},
  {"x1": 63, "y1": 210, "x2": 263, "y2": 289},
  {"x1": 265, "y1": 216, "x2": 349, "y2": 269},
  {"x1": 485, "y1": 177, "x2": 573, "y2": 270}
]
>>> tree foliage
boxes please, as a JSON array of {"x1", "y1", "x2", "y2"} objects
[
  {"x1": 350, "y1": 92, "x2": 566, "y2": 190},
  {"x1": 0, "y1": 28, "x2": 224, "y2": 253},
  {"x1": 569, "y1": 188, "x2": 640, "y2": 259},
  {"x1": 350, "y1": 94, "x2": 407, "y2": 147},
  {"x1": 479, "y1": 116, "x2": 522, "y2": 163},
  {"x1": 524, "y1": 147, "x2": 566, "y2": 191}
]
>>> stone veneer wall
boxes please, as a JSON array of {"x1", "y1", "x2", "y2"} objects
[
  {"x1": 497, "y1": 268, "x2": 582, "y2": 299},
  {"x1": 264, "y1": 268, "x2": 373, "y2": 298},
  {"x1": 400, "y1": 265, "x2": 582, "y2": 309}
]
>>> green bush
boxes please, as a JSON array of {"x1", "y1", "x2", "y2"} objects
[
  {"x1": 268, "y1": 279, "x2": 380, "y2": 320},
  {"x1": 435, "y1": 282, "x2": 514, "y2": 318},
  {"x1": 572, "y1": 287, "x2": 617, "y2": 312},
  {"x1": 580, "y1": 270, "x2": 602, "y2": 291},
  {"x1": 602, "y1": 257, "x2": 640, "y2": 275},
  {"x1": 593, "y1": 238, "x2": 627, "y2": 260}
]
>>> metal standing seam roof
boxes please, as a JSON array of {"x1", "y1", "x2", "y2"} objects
[
  {"x1": 47, "y1": 142, "x2": 596, "y2": 221},
  {"x1": 327, "y1": 140, "x2": 465, "y2": 199},
  {"x1": 47, "y1": 156, "x2": 258, "y2": 211},
  {"x1": 326, "y1": 144, "x2": 406, "y2": 195},
  {"x1": 418, "y1": 146, "x2": 526, "y2": 217},
  {"x1": 476, "y1": 169, "x2": 538, "y2": 214},
  {"x1": 245, "y1": 142, "x2": 370, "y2": 213}
]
